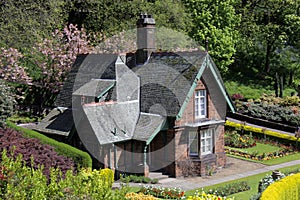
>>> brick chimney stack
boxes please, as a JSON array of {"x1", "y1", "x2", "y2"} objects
[{"x1": 136, "y1": 13, "x2": 156, "y2": 65}]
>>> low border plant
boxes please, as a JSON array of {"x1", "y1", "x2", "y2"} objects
[
  {"x1": 139, "y1": 185, "x2": 185, "y2": 199},
  {"x1": 206, "y1": 181, "x2": 250, "y2": 197},
  {"x1": 186, "y1": 189, "x2": 234, "y2": 200}
]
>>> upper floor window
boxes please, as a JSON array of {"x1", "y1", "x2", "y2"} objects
[{"x1": 195, "y1": 90, "x2": 207, "y2": 119}]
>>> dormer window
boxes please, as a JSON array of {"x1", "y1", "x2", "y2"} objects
[{"x1": 195, "y1": 90, "x2": 207, "y2": 119}]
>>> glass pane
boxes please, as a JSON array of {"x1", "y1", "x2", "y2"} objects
[
  {"x1": 190, "y1": 140, "x2": 198, "y2": 155},
  {"x1": 202, "y1": 145, "x2": 205, "y2": 153}
]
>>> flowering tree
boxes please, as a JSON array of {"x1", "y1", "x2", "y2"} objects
[
  {"x1": 0, "y1": 24, "x2": 92, "y2": 115},
  {"x1": 32, "y1": 24, "x2": 91, "y2": 92}
]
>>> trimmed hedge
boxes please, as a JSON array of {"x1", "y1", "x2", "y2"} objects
[
  {"x1": 6, "y1": 121, "x2": 92, "y2": 168},
  {"x1": 260, "y1": 173, "x2": 300, "y2": 200},
  {"x1": 225, "y1": 120, "x2": 298, "y2": 142}
]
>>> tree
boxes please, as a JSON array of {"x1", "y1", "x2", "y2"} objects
[
  {"x1": 182, "y1": 0, "x2": 241, "y2": 74},
  {"x1": 0, "y1": 0, "x2": 69, "y2": 49},
  {"x1": 236, "y1": 0, "x2": 300, "y2": 73},
  {"x1": 68, "y1": 0, "x2": 191, "y2": 39},
  {"x1": 234, "y1": 0, "x2": 300, "y2": 96},
  {"x1": 0, "y1": 80, "x2": 15, "y2": 127},
  {"x1": 0, "y1": 24, "x2": 91, "y2": 114}
]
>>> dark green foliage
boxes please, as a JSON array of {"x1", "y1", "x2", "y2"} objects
[
  {"x1": 0, "y1": 0, "x2": 69, "y2": 49},
  {"x1": 6, "y1": 121, "x2": 92, "y2": 168},
  {"x1": 69, "y1": 0, "x2": 191, "y2": 38},
  {"x1": 241, "y1": 103, "x2": 300, "y2": 126},
  {"x1": 207, "y1": 181, "x2": 251, "y2": 197},
  {"x1": 120, "y1": 174, "x2": 159, "y2": 184},
  {"x1": 182, "y1": 0, "x2": 241, "y2": 74}
]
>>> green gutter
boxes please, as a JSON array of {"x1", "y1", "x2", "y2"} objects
[
  {"x1": 97, "y1": 82, "x2": 115, "y2": 99},
  {"x1": 206, "y1": 58, "x2": 235, "y2": 113},
  {"x1": 176, "y1": 56, "x2": 208, "y2": 120}
]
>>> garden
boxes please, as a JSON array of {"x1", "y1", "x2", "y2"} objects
[
  {"x1": 224, "y1": 120, "x2": 300, "y2": 165},
  {"x1": 0, "y1": 124, "x2": 240, "y2": 200}
]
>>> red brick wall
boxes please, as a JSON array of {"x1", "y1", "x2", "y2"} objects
[{"x1": 168, "y1": 78, "x2": 226, "y2": 177}]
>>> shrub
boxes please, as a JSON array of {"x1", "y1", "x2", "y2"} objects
[
  {"x1": 251, "y1": 171, "x2": 285, "y2": 200},
  {"x1": 0, "y1": 150, "x2": 128, "y2": 199},
  {"x1": 120, "y1": 174, "x2": 159, "y2": 184},
  {"x1": 6, "y1": 121, "x2": 92, "y2": 168},
  {"x1": 260, "y1": 173, "x2": 300, "y2": 200},
  {"x1": 0, "y1": 128, "x2": 76, "y2": 179}
]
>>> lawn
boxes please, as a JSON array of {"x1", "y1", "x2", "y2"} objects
[
  {"x1": 227, "y1": 142, "x2": 282, "y2": 154},
  {"x1": 185, "y1": 164, "x2": 300, "y2": 200},
  {"x1": 225, "y1": 140, "x2": 300, "y2": 165}
]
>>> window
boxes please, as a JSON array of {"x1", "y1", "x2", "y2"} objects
[
  {"x1": 200, "y1": 129, "x2": 213, "y2": 155},
  {"x1": 195, "y1": 90, "x2": 207, "y2": 119},
  {"x1": 189, "y1": 128, "x2": 214, "y2": 157},
  {"x1": 189, "y1": 130, "x2": 199, "y2": 156}
]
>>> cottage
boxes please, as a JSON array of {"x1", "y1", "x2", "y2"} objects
[{"x1": 34, "y1": 14, "x2": 235, "y2": 177}]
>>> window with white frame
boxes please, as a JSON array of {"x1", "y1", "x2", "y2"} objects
[
  {"x1": 189, "y1": 130, "x2": 199, "y2": 156},
  {"x1": 200, "y1": 129, "x2": 213, "y2": 155},
  {"x1": 195, "y1": 90, "x2": 207, "y2": 119}
]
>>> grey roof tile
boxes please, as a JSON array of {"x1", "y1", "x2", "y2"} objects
[
  {"x1": 73, "y1": 79, "x2": 115, "y2": 97},
  {"x1": 55, "y1": 54, "x2": 118, "y2": 107},
  {"x1": 33, "y1": 108, "x2": 73, "y2": 136},
  {"x1": 133, "y1": 113, "x2": 165, "y2": 142}
]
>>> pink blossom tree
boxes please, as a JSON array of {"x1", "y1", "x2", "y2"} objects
[{"x1": 0, "y1": 24, "x2": 92, "y2": 115}]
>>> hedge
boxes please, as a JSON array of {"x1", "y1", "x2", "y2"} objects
[
  {"x1": 225, "y1": 120, "x2": 298, "y2": 142},
  {"x1": 6, "y1": 121, "x2": 92, "y2": 168},
  {"x1": 260, "y1": 173, "x2": 300, "y2": 200}
]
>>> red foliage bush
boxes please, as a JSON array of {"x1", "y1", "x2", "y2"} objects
[{"x1": 0, "y1": 127, "x2": 76, "y2": 179}]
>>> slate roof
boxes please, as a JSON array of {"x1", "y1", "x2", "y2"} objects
[
  {"x1": 130, "y1": 51, "x2": 207, "y2": 116},
  {"x1": 73, "y1": 79, "x2": 115, "y2": 97},
  {"x1": 33, "y1": 108, "x2": 73, "y2": 136},
  {"x1": 133, "y1": 113, "x2": 166, "y2": 144},
  {"x1": 82, "y1": 101, "x2": 139, "y2": 145},
  {"x1": 55, "y1": 54, "x2": 118, "y2": 107}
]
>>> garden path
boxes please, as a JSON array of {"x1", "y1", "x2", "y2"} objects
[{"x1": 113, "y1": 157, "x2": 300, "y2": 191}]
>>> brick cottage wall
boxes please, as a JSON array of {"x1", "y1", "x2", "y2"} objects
[{"x1": 166, "y1": 78, "x2": 226, "y2": 177}]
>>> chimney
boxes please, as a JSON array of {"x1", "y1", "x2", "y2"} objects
[{"x1": 136, "y1": 13, "x2": 156, "y2": 65}]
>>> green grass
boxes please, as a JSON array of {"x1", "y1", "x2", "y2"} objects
[
  {"x1": 224, "y1": 80, "x2": 296, "y2": 100},
  {"x1": 226, "y1": 141, "x2": 300, "y2": 165},
  {"x1": 185, "y1": 164, "x2": 300, "y2": 200},
  {"x1": 227, "y1": 143, "x2": 282, "y2": 154}
]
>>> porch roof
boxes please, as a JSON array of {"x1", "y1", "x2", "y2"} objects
[{"x1": 133, "y1": 112, "x2": 166, "y2": 144}]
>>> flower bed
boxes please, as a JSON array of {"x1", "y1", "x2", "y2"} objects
[
  {"x1": 225, "y1": 147, "x2": 294, "y2": 161},
  {"x1": 186, "y1": 190, "x2": 234, "y2": 200},
  {"x1": 139, "y1": 185, "x2": 185, "y2": 199},
  {"x1": 225, "y1": 130, "x2": 256, "y2": 148},
  {"x1": 125, "y1": 192, "x2": 158, "y2": 200},
  {"x1": 207, "y1": 181, "x2": 250, "y2": 197}
]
